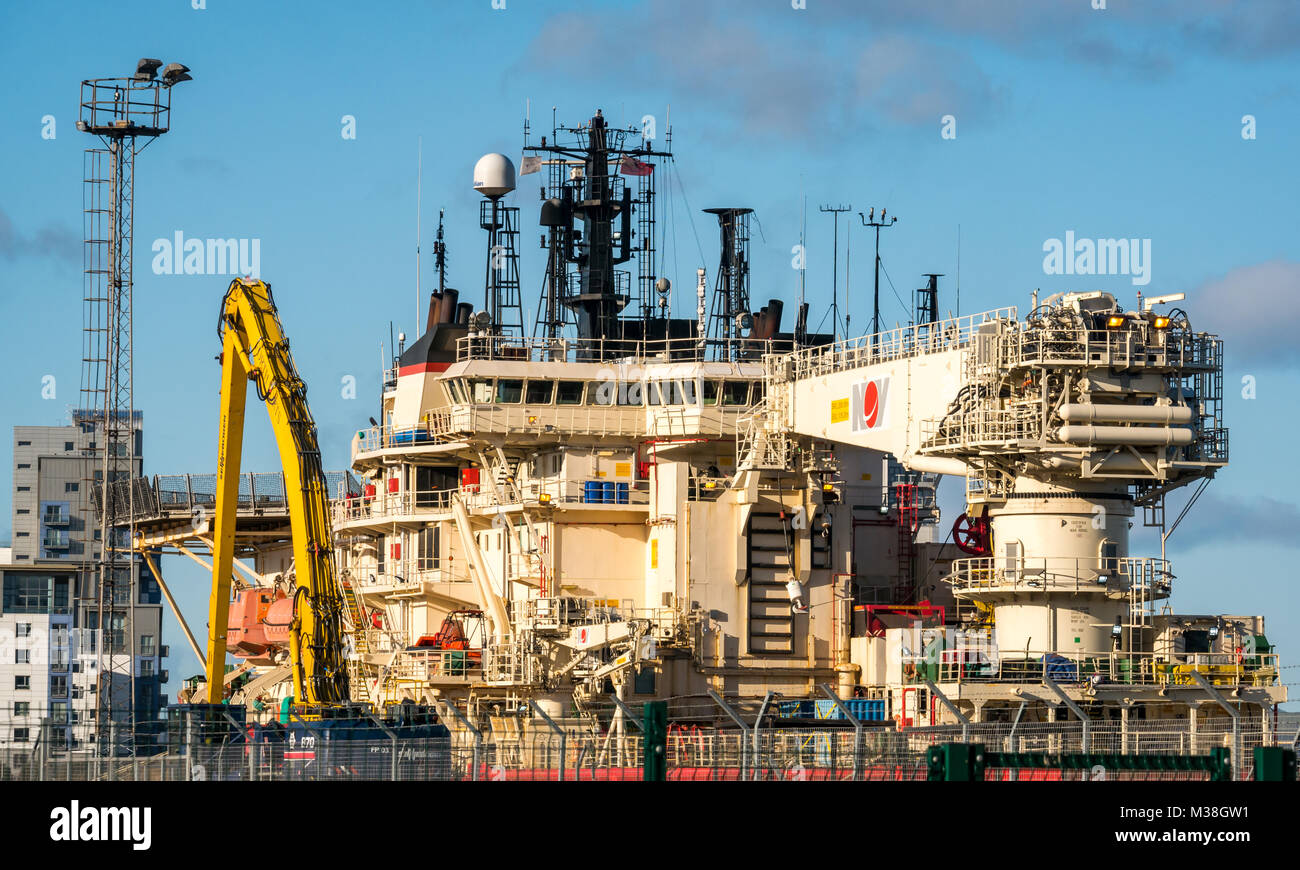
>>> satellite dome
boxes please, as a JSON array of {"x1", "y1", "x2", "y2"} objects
[{"x1": 473, "y1": 153, "x2": 516, "y2": 198}]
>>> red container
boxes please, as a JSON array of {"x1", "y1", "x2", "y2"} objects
[
  {"x1": 391, "y1": 542, "x2": 402, "y2": 560},
  {"x1": 460, "y1": 467, "x2": 480, "y2": 493},
  {"x1": 363, "y1": 483, "x2": 376, "y2": 499},
  {"x1": 387, "y1": 477, "x2": 400, "y2": 493}
]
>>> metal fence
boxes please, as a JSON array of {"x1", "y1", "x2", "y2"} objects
[{"x1": 2, "y1": 715, "x2": 1294, "y2": 782}]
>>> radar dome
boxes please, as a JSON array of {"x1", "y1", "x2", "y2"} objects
[{"x1": 473, "y1": 153, "x2": 516, "y2": 198}]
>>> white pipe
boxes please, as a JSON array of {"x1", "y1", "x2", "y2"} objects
[
  {"x1": 452, "y1": 495, "x2": 512, "y2": 643},
  {"x1": 1057, "y1": 425, "x2": 1193, "y2": 446},
  {"x1": 1060, "y1": 404, "x2": 1194, "y2": 424},
  {"x1": 902, "y1": 453, "x2": 969, "y2": 476}
]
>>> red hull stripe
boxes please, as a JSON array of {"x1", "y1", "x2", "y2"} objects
[{"x1": 398, "y1": 361, "x2": 451, "y2": 377}]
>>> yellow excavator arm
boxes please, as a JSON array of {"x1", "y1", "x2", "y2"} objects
[{"x1": 204, "y1": 278, "x2": 350, "y2": 707}]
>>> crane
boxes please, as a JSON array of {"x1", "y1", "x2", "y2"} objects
[{"x1": 203, "y1": 278, "x2": 350, "y2": 707}]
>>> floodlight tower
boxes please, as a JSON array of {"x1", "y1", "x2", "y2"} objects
[{"x1": 77, "y1": 58, "x2": 190, "y2": 756}]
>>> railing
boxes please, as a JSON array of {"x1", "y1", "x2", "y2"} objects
[
  {"x1": 949, "y1": 555, "x2": 1172, "y2": 595},
  {"x1": 455, "y1": 334, "x2": 792, "y2": 364},
  {"x1": 383, "y1": 648, "x2": 482, "y2": 684},
  {"x1": 2, "y1": 714, "x2": 1291, "y2": 781},
  {"x1": 507, "y1": 596, "x2": 677, "y2": 635},
  {"x1": 788, "y1": 307, "x2": 1016, "y2": 382},
  {"x1": 104, "y1": 471, "x2": 361, "y2": 524},
  {"x1": 332, "y1": 479, "x2": 654, "y2": 526},
  {"x1": 1012, "y1": 324, "x2": 1222, "y2": 371},
  {"x1": 917, "y1": 649, "x2": 1282, "y2": 690},
  {"x1": 353, "y1": 404, "x2": 754, "y2": 457},
  {"x1": 921, "y1": 406, "x2": 1042, "y2": 449}
]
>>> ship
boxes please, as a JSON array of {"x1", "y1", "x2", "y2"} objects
[{"x1": 208, "y1": 108, "x2": 1284, "y2": 754}]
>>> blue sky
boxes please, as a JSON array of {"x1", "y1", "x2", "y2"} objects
[{"x1": 1, "y1": 0, "x2": 1297, "y2": 705}]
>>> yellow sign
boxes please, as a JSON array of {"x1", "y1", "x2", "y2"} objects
[
  {"x1": 650, "y1": 538, "x2": 659, "y2": 569},
  {"x1": 615, "y1": 462, "x2": 631, "y2": 477},
  {"x1": 831, "y1": 397, "x2": 849, "y2": 423}
]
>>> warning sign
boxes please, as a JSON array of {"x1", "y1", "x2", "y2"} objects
[{"x1": 830, "y1": 397, "x2": 849, "y2": 423}]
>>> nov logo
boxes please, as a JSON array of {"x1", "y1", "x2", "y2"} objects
[{"x1": 851, "y1": 378, "x2": 890, "y2": 432}]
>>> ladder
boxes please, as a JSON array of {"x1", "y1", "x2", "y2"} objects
[
  {"x1": 339, "y1": 579, "x2": 373, "y2": 703},
  {"x1": 894, "y1": 483, "x2": 918, "y2": 604}
]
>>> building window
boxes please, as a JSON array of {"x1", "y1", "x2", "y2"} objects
[
  {"x1": 13, "y1": 702, "x2": 29, "y2": 717},
  {"x1": 15, "y1": 676, "x2": 30, "y2": 690},
  {"x1": 3, "y1": 575, "x2": 70, "y2": 614},
  {"x1": 16, "y1": 485, "x2": 29, "y2": 492},
  {"x1": 64, "y1": 442, "x2": 74, "y2": 451},
  {"x1": 17, "y1": 440, "x2": 30, "y2": 446},
  {"x1": 141, "y1": 659, "x2": 154, "y2": 677},
  {"x1": 16, "y1": 623, "x2": 31, "y2": 638},
  {"x1": 15, "y1": 649, "x2": 29, "y2": 664},
  {"x1": 17, "y1": 463, "x2": 31, "y2": 469},
  {"x1": 64, "y1": 482, "x2": 79, "y2": 493},
  {"x1": 16, "y1": 508, "x2": 29, "y2": 515},
  {"x1": 140, "y1": 634, "x2": 155, "y2": 656},
  {"x1": 12, "y1": 728, "x2": 29, "y2": 743},
  {"x1": 51, "y1": 676, "x2": 68, "y2": 697}
]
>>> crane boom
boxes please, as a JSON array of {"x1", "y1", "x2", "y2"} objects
[{"x1": 204, "y1": 278, "x2": 350, "y2": 707}]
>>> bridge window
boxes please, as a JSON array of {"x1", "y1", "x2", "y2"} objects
[
  {"x1": 701, "y1": 380, "x2": 719, "y2": 406},
  {"x1": 446, "y1": 379, "x2": 467, "y2": 404},
  {"x1": 525, "y1": 379, "x2": 554, "y2": 404},
  {"x1": 721, "y1": 381, "x2": 751, "y2": 406},
  {"x1": 496, "y1": 379, "x2": 523, "y2": 404},
  {"x1": 556, "y1": 381, "x2": 584, "y2": 405},
  {"x1": 470, "y1": 379, "x2": 494, "y2": 404},
  {"x1": 586, "y1": 382, "x2": 614, "y2": 406},
  {"x1": 617, "y1": 382, "x2": 643, "y2": 406}
]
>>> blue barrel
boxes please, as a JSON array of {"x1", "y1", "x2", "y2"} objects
[
  {"x1": 584, "y1": 481, "x2": 601, "y2": 504},
  {"x1": 602, "y1": 482, "x2": 615, "y2": 504},
  {"x1": 616, "y1": 482, "x2": 629, "y2": 504}
]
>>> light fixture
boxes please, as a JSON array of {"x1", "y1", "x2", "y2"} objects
[
  {"x1": 1111, "y1": 620, "x2": 1123, "y2": 639},
  {"x1": 1208, "y1": 623, "x2": 1220, "y2": 640},
  {"x1": 134, "y1": 58, "x2": 162, "y2": 82},
  {"x1": 538, "y1": 493, "x2": 552, "y2": 504},
  {"x1": 160, "y1": 62, "x2": 192, "y2": 86},
  {"x1": 1105, "y1": 314, "x2": 1126, "y2": 328},
  {"x1": 1153, "y1": 316, "x2": 1171, "y2": 329}
]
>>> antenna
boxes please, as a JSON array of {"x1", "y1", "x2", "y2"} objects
[
  {"x1": 434, "y1": 208, "x2": 447, "y2": 294},
  {"x1": 858, "y1": 206, "x2": 899, "y2": 346},
  {"x1": 819, "y1": 203, "x2": 851, "y2": 341},
  {"x1": 416, "y1": 136, "x2": 422, "y2": 334}
]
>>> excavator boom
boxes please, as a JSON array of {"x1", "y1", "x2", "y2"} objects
[{"x1": 204, "y1": 278, "x2": 349, "y2": 707}]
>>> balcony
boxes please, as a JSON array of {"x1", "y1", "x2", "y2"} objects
[
  {"x1": 43, "y1": 509, "x2": 70, "y2": 527},
  {"x1": 42, "y1": 531, "x2": 71, "y2": 549}
]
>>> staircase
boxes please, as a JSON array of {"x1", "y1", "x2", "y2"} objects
[
  {"x1": 339, "y1": 579, "x2": 373, "y2": 703},
  {"x1": 746, "y1": 512, "x2": 795, "y2": 655}
]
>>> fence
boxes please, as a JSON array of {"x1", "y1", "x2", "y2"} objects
[{"x1": 2, "y1": 714, "x2": 1295, "y2": 782}]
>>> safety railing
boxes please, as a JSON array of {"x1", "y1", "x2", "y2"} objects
[
  {"x1": 921, "y1": 405, "x2": 1042, "y2": 449},
  {"x1": 455, "y1": 334, "x2": 791, "y2": 364},
  {"x1": 788, "y1": 307, "x2": 1016, "y2": 382},
  {"x1": 911, "y1": 648, "x2": 1282, "y2": 689},
  {"x1": 353, "y1": 405, "x2": 752, "y2": 457},
  {"x1": 949, "y1": 555, "x2": 1172, "y2": 595},
  {"x1": 1011, "y1": 324, "x2": 1222, "y2": 371},
  {"x1": 508, "y1": 596, "x2": 677, "y2": 635}
]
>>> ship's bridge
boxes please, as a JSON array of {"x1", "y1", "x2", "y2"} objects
[{"x1": 352, "y1": 334, "x2": 790, "y2": 467}]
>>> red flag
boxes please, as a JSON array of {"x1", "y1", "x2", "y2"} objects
[{"x1": 619, "y1": 156, "x2": 654, "y2": 176}]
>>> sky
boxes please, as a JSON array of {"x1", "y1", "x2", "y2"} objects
[{"x1": 0, "y1": 0, "x2": 1297, "y2": 706}]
